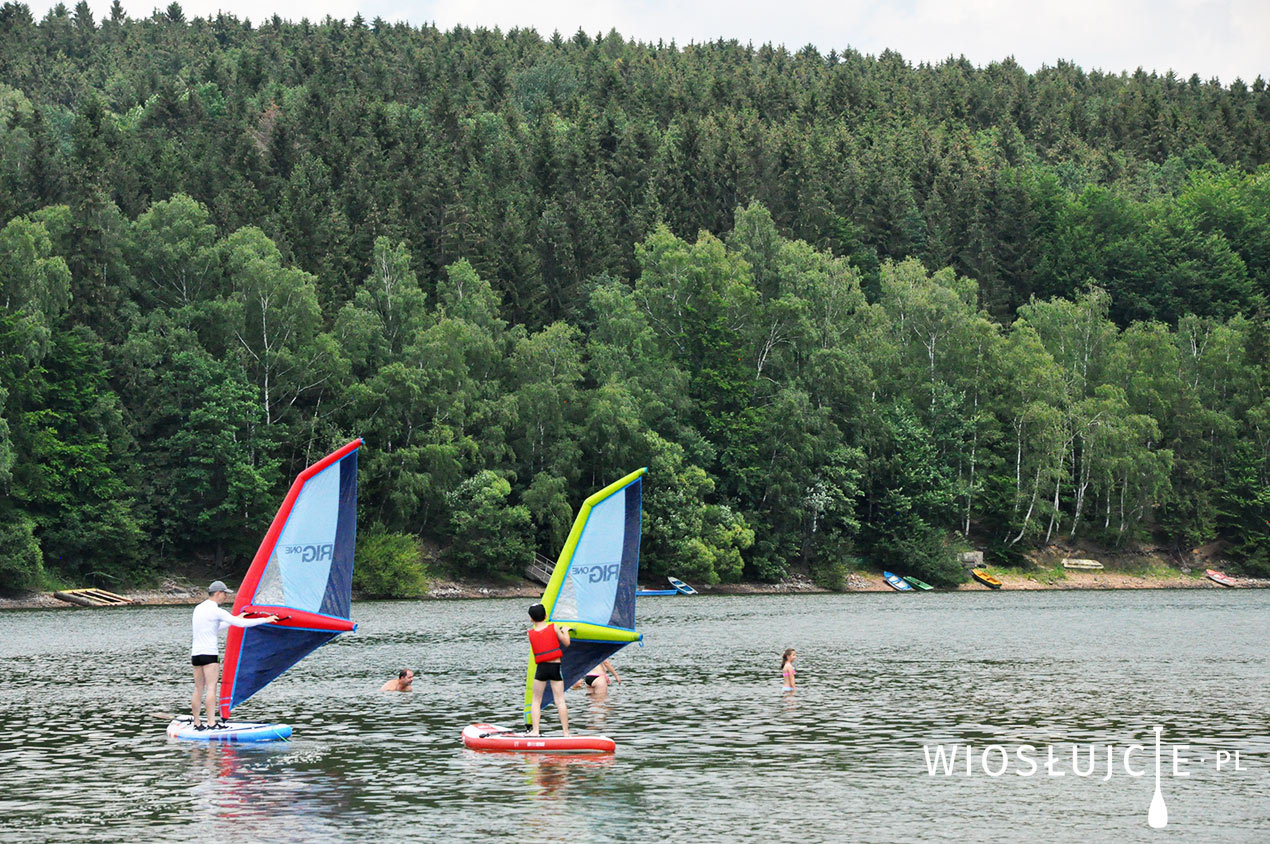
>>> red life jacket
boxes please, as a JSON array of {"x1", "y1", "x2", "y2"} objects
[{"x1": 528, "y1": 624, "x2": 563, "y2": 663}]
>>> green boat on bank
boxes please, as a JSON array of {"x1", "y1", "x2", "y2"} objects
[{"x1": 903, "y1": 576, "x2": 934, "y2": 591}]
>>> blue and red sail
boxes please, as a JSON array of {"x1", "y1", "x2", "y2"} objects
[{"x1": 219, "y1": 439, "x2": 362, "y2": 720}]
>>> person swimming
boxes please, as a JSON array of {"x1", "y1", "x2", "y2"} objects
[
  {"x1": 781, "y1": 648, "x2": 796, "y2": 692},
  {"x1": 380, "y1": 668, "x2": 414, "y2": 692},
  {"x1": 573, "y1": 659, "x2": 622, "y2": 693}
]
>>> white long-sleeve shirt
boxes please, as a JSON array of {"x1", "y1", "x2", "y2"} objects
[{"x1": 191, "y1": 598, "x2": 271, "y2": 656}]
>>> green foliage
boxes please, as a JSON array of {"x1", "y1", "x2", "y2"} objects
[
  {"x1": 125, "y1": 193, "x2": 222, "y2": 312},
  {"x1": 353, "y1": 530, "x2": 429, "y2": 597},
  {"x1": 114, "y1": 317, "x2": 279, "y2": 559},
  {"x1": 641, "y1": 432, "x2": 754, "y2": 584},
  {"x1": 0, "y1": 214, "x2": 72, "y2": 365},
  {"x1": 1216, "y1": 441, "x2": 1270, "y2": 577},
  {"x1": 0, "y1": 22, "x2": 1268, "y2": 589},
  {"x1": 446, "y1": 470, "x2": 532, "y2": 576},
  {"x1": 809, "y1": 556, "x2": 852, "y2": 592},
  {"x1": 981, "y1": 538, "x2": 1030, "y2": 568},
  {"x1": 859, "y1": 401, "x2": 965, "y2": 587},
  {"x1": 9, "y1": 326, "x2": 144, "y2": 584},
  {"x1": 873, "y1": 525, "x2": 966, "y2": 589},
  {"x1": 0, "y1": 508, "x2": 43, "y2": 593},
  {"x1": 523, "y1": 471, "x2": 573, "y2": 556}
]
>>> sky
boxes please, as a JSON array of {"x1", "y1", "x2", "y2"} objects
[{"x1": 30, "y1": 0, "x2": 1270, "y2": 85}]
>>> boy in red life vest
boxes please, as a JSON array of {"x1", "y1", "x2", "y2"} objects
[{"x1": 527, "y1": 603, "x2": 571, "y2": 736}]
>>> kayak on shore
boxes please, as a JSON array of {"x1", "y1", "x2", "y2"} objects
[{"x1": 971, "y1": 569, "x2": 1003, "y2": 589}]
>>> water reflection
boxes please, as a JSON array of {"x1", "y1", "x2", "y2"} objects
[
  {"x1": 580, "y1": 695, "x2": 614, "y2": 732},
  {"x1": 521, "y1": 753, "x2": 616, "y2": 799},
  {"x1": 178, "y1": 741, "x2": 357, "y2": 842}
]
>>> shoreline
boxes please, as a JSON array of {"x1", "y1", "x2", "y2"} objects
[{"x1": 2, "y1": 569, "x2": 1264, "y2": 611}]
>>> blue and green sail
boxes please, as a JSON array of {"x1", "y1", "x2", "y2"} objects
[{"x1": 524, "y1": 468, "x2": 645, "y2": 722}]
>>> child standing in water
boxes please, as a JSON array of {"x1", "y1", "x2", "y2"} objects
[
  {"x1": 527, "y1": 603, "x2": 571, "y2": 736},
  {"x1": 781, "y1": 648, "x2": 797, "y2": 692}
]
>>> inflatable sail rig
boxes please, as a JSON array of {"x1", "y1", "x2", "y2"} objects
[
  {"x1": 523, "y1": 468, "x2": 646, "y2": 723},
  {"x1": 219, "y1": 439, "x2": 363, "y2": 724}
]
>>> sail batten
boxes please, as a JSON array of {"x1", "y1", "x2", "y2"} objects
[
  {"x1": 219, "y1": 439, "x2": 362, "y2": 720},
  {"x1": 524, "y1": 468, "x2": 646, "y2": 722}
]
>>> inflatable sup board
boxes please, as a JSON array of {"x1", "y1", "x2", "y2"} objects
[
  {"x1": 462, "y1": 723, "x2": 615, "y2": 753},
  {"x1": 166, "y1": 717, "x2": 292, "y2": 742}
]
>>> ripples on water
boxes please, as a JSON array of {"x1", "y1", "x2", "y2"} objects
[{"x1": 0, "y1": 591, "x2": 1266, "y2": 842}]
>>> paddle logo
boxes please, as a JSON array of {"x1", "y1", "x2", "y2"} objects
[{"x1": 922, "y1": 725, "x2": 1248, "y2": 828}]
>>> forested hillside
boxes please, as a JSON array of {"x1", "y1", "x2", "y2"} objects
[{"x1": 1, "y1": 3, "x2": 1268, "y2": 593}]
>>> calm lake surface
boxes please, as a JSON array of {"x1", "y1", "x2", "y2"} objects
[{"x1": 0, "y1": 590, "x2": 1266, "y2": 843}]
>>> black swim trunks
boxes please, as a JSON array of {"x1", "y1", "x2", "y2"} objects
[
  {"x1": 192, "y1": 654, "x2": 219, "y2": 666},
  {"x1": 534, "y1": 662, "x2": 563, "y2": 682}
]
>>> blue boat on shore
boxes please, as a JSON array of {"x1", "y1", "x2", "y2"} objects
[
  {"x1": 667, "y1": 577, "x2": 698, "y2": 595},
  {"x1": 883, "y1": 571, "x2": 914, "y2": 591},
  {"x1": 637, "y1": 576, "x2": 698, "y2": 597}
]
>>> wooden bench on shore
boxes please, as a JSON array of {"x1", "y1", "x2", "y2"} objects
[{"x1": 52, "y1": 588, "x2": 133, "y2": 607}]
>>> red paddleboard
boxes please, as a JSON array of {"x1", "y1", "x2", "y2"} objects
[{"x1": 462, "y1": 723, "x2": 616, "y2": 753}]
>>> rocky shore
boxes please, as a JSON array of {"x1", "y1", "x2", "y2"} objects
[{"x1": 2, "y1": 567, "x2": 1264, "y2": 611}]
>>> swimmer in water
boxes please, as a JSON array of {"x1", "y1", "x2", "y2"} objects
[
  {"x1": 380, "y1": 668, "x2": 414, "y2": 692},
  {"x1": 781, "y1": 648, "x2": 796, "y2": 692},
  {"x1": 572, "y1": 659, "x2": 622, "y2": 693}
]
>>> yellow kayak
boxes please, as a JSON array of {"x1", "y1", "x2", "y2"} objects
[{"x1": 971, "y1": 569, "x2": 1003, "y2": 589}]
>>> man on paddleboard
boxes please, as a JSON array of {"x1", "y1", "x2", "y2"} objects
[
  {"x1": 527, "y1": 603, "x2": 571, "y2": 736},
  {"x1": 190, "y1": 581, "x2": 277, "y2": 730}
]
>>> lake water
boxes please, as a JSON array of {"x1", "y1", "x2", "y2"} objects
[{"x1": 0, "y1": 590, "x2": 1266, "y2": 843}]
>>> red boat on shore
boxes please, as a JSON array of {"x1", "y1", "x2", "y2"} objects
[{"x1": 1205, "y1": 569, "x2": 1239, "y2": 587}]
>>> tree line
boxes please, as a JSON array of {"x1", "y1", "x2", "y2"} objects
[{"x1": 0, "y1": 6, "x2": 1267, "y2": 593}]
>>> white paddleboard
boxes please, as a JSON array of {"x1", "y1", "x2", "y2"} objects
[{"x1": 166, "y1": 717, "x2": 292, "y2": 742}]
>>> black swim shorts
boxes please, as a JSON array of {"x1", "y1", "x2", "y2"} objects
[
  {"x1": 534, "y1": 662, "x2": 563, "y2": 682},
  {"x1": 192, "y1": 654, "x2": 219, "y2": 666}
]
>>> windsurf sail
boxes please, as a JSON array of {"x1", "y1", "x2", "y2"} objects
[
  {"x1": 524, "y1": 468, "x2": 646, "y2": 723},
  {"x1": 219, "y1": 439, "x2": 363, "y2": 720}
]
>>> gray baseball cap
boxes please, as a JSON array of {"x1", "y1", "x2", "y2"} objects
[{"x1": 208, "y1": 580, "x2": 232, "y2": 594}]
